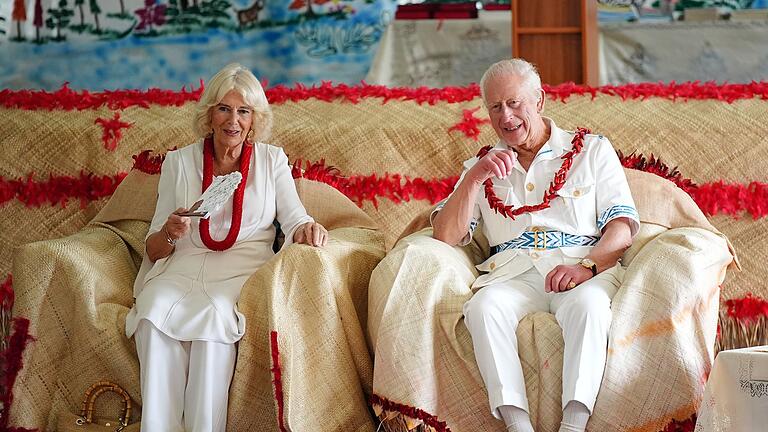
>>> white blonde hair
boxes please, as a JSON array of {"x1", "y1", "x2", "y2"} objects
[
  {"x1": 192, "y1": 63, "x2": 273, "y2": 142},
  {"x1": 480, "y1": 58, "x2": 543, "y2": 105}
]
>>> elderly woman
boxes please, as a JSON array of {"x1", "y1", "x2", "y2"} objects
[{"x1": 124, "y1": 63, "x2": 327, "y2": 431}]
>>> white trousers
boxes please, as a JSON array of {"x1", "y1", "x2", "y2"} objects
[
  {"x1": 463, "y1": 265, "x2": 621, "y2": 419},
  {"x1": 134, "y1": 319, "x2": 236, "y2": 432}
]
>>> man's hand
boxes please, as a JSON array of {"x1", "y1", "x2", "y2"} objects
[
  {"x1": 293, "y1": 222, "x2": 328, "y2": 247},
  {"x1": 544, "y1": 264, "x2": 593, "y2": 293},
  {"x1": 467, "y1": 149, "x2": 517, "y2": 184}
]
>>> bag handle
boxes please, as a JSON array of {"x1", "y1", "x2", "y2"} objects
[{"x1": 76, "y1": 380, "x2": 133, "y2": 428}]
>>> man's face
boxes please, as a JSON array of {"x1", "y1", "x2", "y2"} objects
[{"x1": 484, "y1": 74, "x2": 544, "y2": 150}]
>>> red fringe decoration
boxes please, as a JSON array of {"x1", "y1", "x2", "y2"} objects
[
  {"x1": 4, "y1": 81, "x2": 768, "y2": 111},
  {"x1": 94, "y1": 112, "x2": 133, "y2": 151},
  {"x1": 725, "y1": 293, "x2": 768, "y2": 323},
  {"x1": 617, "y1": 151, "x2": 697, "y2": 193},
  {"x1": 0, "y1": 172, "x2": 127, "y2": 209},
  {"x1": 0, "y1": 82, "x2": 203, "y2": 111},
  {"x1": 16, "y1": 150, "x2": 767, "y2": 220},
  {"x1": 447, "y1": 107, "x2": 489, "y2": 141},
  {"x1": 131, "y1": 149, "x2": 168, "y2": 175},
  {"x1": 290, "y1": 159, "x2": 458, "y2": 209},
  {"x1": 690, "y1": 181, "x2": 768, "y2": 220},
  {"x1": 270, "y1": 331, "x2": 287, "y2": 432},
  {"x1": 370, "y1": 393, "x2": 450, "y2": 432},
  {"x1": 0, "y1": 318, "x2": 35, "y2": 432},
  {"x1": 0, "y1": 275, "x2": 12, "y2": 313}
]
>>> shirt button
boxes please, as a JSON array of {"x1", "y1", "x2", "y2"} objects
[
  {"x1": 526, "y1": 183, "x2": 535, "y2": 191},
  {"x1": 573, "y1": 189, "x2": 582, "y2": 197},
  {"x1": 490, "y1": 262, "x2": 496, "y2": 270}
]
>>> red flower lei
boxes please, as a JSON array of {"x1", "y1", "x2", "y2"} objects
[
  {"x1": 199, "y1": 137, "x2": 252, "y2": 251},
  {"x1": 477, "y1": 127, "x2": 590, "y2": 219}
]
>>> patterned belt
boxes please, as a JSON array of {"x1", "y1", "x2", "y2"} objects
[{"x1": 490, "y1": 227, "x2": 600, "y2": 255}]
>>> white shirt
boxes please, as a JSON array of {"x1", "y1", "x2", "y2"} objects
[
  {"x1": 432, "y1": 118, "x2": 639, "y2": 289},
  {"x1": 126, "y1": 140, "x2": 314, "y2": 342}
]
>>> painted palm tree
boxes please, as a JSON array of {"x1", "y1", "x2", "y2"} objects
[
  {"x1": 74, "y1": 0, "x2": 86, "y2": 27},
  {"x1": 89, "y1": 0, "x2": 101, "y2": 32},
  {"x1": 46, "y1": 0, "x2": 74, "y2": 41},
  {"x1": 12, "y1": 0, "x2": 27, "y2": 40}
]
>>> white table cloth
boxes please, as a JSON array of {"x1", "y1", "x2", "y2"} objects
[{"x1": 695, "y1": 345, "x2": 768, "y2": 432}]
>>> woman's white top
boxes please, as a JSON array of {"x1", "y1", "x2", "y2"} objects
[{"x1": 125, "y1": 140, "x2": 313, "y2": 343}]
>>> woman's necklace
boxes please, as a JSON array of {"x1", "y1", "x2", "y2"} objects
[
  {"x1": 477, "y1": 127, "x2": 589, "y2": 219},
  {"x1": 199, "y1": 137, "x2": 252, "y2": 251}
]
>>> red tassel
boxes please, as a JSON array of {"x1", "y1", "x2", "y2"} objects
[
  {"x1": 0, "y1": 317, "x2": 35, "y2": 431},
  {"x1": 447, "y1": 107, "x2": 490, "y2": 141},
  {"x1": 94, "y1": 112, "x2": 133, "y2": 151},
  {"x1": 270, "y1": 331, "x2": 287, "y2": 432}
]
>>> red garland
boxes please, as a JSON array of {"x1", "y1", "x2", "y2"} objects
[
  {"x1": 198, "y1": 138, "x2": 252, "y2": 251},
  {"x1": 5, "y1": 81, "x2": 768, "y2": 111},
  {"x1": 618, "y1": 151, "x2": 698, "y2": 193},
  {"x1": 270, "y1": 331, "x2": 288, "y2": 432},
  {"x1": 370, "y1": 393, "x2": 450, "y2": 432},
  {"x1": 0, "y1": 171, "x2": 126, "y2": 208},
  {"x1": 476, "y1": 127, "x2": 589, "y2": 219},
  {"x1": 0, "y1": 317, "x2": 35, "y2": 432},
  {"x1": 0, "y1": 82, "x2": 203, "y2": 111},
  {"x1": 94, "y1": 112, "x2": 133, "y2": 151},
  {"x1": 447, "y1": 107, "x2": 490, "y2": 141}
]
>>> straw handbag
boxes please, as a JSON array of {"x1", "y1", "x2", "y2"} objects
[{"x1": 57, "y1": 381, "x2": 140, "y2": 431}]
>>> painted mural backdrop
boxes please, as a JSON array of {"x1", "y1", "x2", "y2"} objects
[{"x1": 0, "y1": 0, "x2": 394, "y2": 90}]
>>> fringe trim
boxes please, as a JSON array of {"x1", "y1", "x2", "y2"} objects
[
  {"x1": 270, "y1": 331, "x2": 287, "y2": 432},
  {"x1": 94, "y1": 112, "x2": 133, "y2": 152},
  {"x1": 0, "y1": 317, "x2": 35, "y2": 432},
  {"x1": 4, "y1": 81, "x2": 768, "y2": 111},
  {"x1": 7, "y1": 150, "x2": 768, "y2": 220},
  {"x1": 717, "y1": 294, "x2": 768, "y2": 352},
  {"x1": 447, "y1": 107, "x2": 489, "y2": 141},
  {"x1": 370, "y1": 395, "x2": 449, "y2": 432}
]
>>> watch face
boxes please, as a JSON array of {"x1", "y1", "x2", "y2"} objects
[{"x1": 581, "y1": 258, "x2": 596, "y2": 267}]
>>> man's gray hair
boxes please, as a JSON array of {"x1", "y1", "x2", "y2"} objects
[{"x1": 480, "y1": 59, "x2": 542, "y2": 105}]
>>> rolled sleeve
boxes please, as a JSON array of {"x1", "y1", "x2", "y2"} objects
[
  {"x1": 273, "y1": 148, "x2": 314, "y2": 246},
  {"x1": 430, "y1": 168, "x2": 481, "y2": 246},
  {"x1": 593, "y1": 137, "x2": 640, "y2": 236}
]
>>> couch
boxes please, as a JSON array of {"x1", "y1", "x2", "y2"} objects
[{"x1": 1, "y1": 82, "x2": 764, "y2": 431}]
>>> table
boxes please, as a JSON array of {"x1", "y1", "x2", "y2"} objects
[{"x1": 695, "y1": 345, "x2": 768, "y2": 432}]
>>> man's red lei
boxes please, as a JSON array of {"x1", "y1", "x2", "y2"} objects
[
  {"x1": 477, "y1": 127, "x2": 590, "y2": 219},
  {"x1": 199, "y1": 137, "x2": 252, "y2": 251}
]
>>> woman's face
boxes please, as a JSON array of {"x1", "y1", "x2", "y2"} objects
[{"x1": 210, "y1": 89, "x2": 254, "y2": 149}]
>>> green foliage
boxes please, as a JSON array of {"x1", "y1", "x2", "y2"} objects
[
  {"x1": 46, "y1": 0, "x2": 75, "y2": 40},
  {"x1": 89, "y1": 0, "x2": 101, "y2": 15}
]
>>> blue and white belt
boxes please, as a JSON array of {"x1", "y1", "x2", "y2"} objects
[{"x1": 490, "y1": 228, "x2": 600, "y2": 255}]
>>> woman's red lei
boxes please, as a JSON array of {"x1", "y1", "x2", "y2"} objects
[
  {"x1": 199, "y1": 137, "x2": 252, "y2": 251},
  {"x1": 477, "y1": 127, "x2": 589, "y2": 219}
]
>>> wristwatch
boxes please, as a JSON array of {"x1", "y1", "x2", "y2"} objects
[{"x1": 579, "y1": 258, "x2": 598, "y2": 277}]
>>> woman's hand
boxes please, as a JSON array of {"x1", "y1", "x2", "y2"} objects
[
  {"x1": 164, "y1": 208, "x2": 192, "y2": 243},
  {"x1": 544, "y1": 264, "x2": 593, "y2": 293},
  {"x1": 467, "y1": 148, "x2": 517, "y2": 184},
  {"x1": 293, "y1": 222, "x2": 328, "y2": 247}
]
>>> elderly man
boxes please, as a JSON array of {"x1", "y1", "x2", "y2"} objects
[{"x1": 432, "y1": 58, "x2": 639, "y2": 432}]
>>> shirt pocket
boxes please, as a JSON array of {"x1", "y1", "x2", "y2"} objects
[{"x1": 556, "y1": 182, "x2": 596, "y2": 230}]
